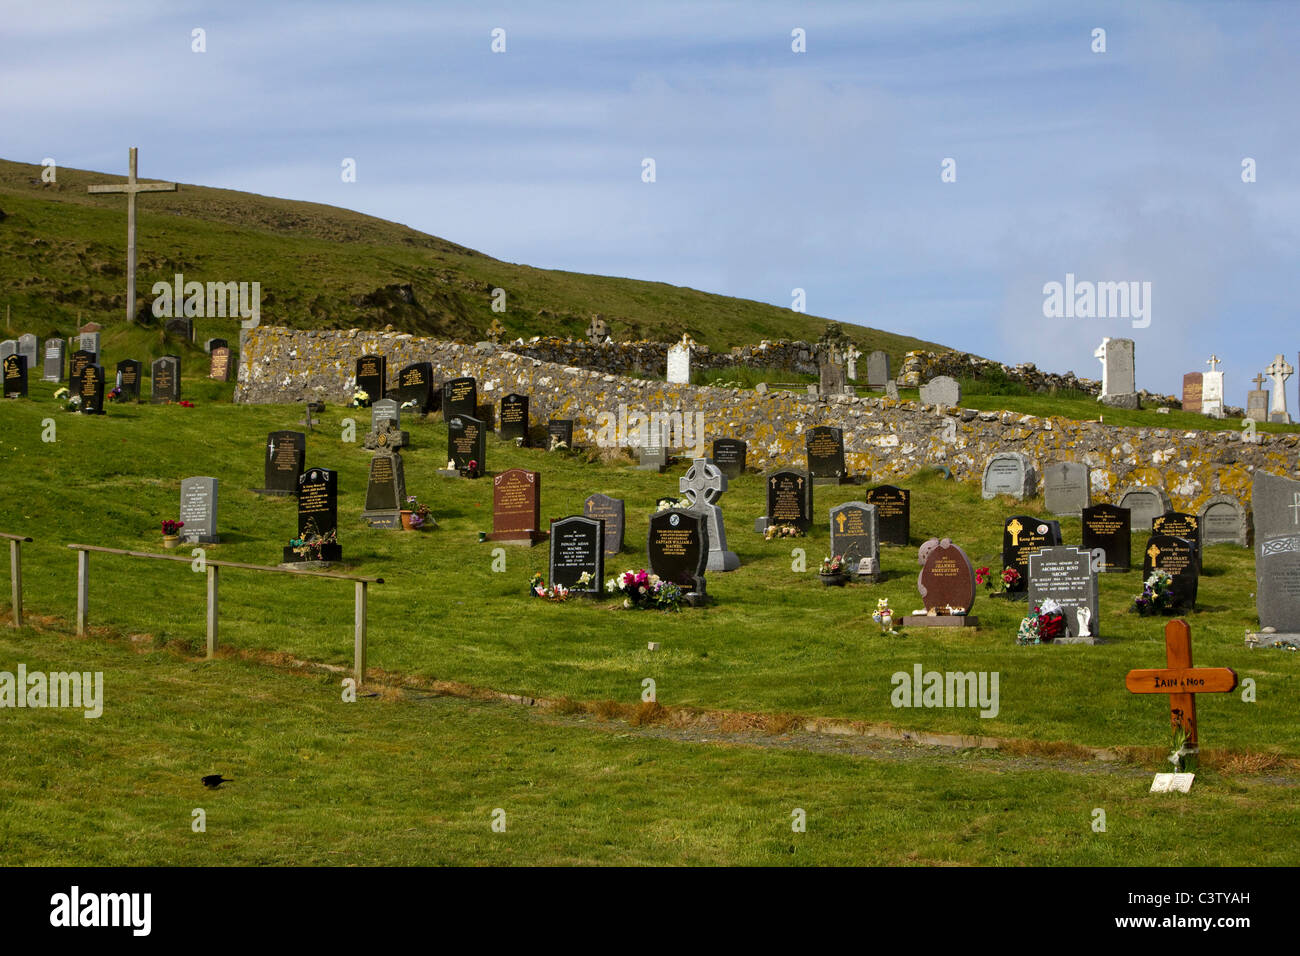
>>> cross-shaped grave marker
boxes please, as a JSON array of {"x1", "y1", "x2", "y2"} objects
[
  {"x1": 1266, "y1": 354, "x2": 1294, "y2": 421},
  {"x1": 1125, "y1": 619, "x2": 1237, "y2": 748},
  {"x1": 87, "y1": 147, "x2": 178, "y2": 322},
  {"x1": 679, "y1": 457, "x2": 739, "y2": 571},
  {"x1": 1252, "y1": 372, "x2": 1267, "y2": 391},
  {"x1": 1206, "y1": 354, "x2": 1220, "y2": 372}
]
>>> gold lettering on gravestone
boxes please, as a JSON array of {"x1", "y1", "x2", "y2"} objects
[
  {"x1": 502, "y1": 404, "x2": 523, "y2": 424},
  {"x1": 273, "y1": 442, "x2": 298, "y2": 472},
  {"x1": 448, "y1": 381, "x2": 473, "y2": 403},
  {"x1": 359, "y1": 357, "x2": 379, "y2": 377},
  {"x1": 371, "y1": 456, "x2": 393, "y2": 483},
  {"x1": 1087, "y1": 514, "x2": 1122, "y2": 535},
  {"x1": 808, "y1": 433, "x2": 839, "y2": 457},
  {"x1": 300, "y1": 483, "x2": 329, "y2": 515},
  {"x1": 931, "y1": 556, "x2": 958, "y2": 578}
]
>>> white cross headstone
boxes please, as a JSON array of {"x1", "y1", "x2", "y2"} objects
[
  {"x1": 845, "y1": 345, "x2": 861, "y2": 382},
  {"x1": 1266, "y1": 354, "x2": 1294, "y2": 424},
  {"x1": 1201, "y1": 354, "x2": 1225, "y2": 418}
]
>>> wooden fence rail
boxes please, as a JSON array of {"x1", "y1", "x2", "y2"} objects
[
  {"x1": 1, "y1": 533, "x2": 33, "y2": 628},
  {"x1": 65, "y1": 544, "x2": 382, "y2": 681}
]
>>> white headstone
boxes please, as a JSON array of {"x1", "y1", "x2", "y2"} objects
[
  {"x1": 1266, "y1": 354, "x2": 1293, "y2": 424},
  {"x1": 1201, "y1": 355, "x2": 1224, "y2": 419},
  {"x1": 667, "y1": 336, "x2": 692, "y2": 385}
]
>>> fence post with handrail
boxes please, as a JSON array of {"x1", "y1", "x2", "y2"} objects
[{"x1": 1, "y1": 533, "x2": 33, "y2": 628}]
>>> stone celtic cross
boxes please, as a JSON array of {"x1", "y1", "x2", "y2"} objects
[
  {"x1": 87, "y1": 148, "x2": 178, "y2": 322},
  {"x1": 680, "y1": 458, "x2": 727, "y2": 507},
  {"x1": 1266, "y1": 354, "x2": 1293, "y2": 420}
]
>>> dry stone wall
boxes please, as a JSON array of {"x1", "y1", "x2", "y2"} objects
[{"x1": 236, "y1": 327, "x2": 1299, "y2": 510}]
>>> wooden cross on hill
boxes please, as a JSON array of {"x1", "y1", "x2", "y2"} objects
[
  {"x1": 1125, "y1": 620, "x2": 1237, "y2": 747},
  {"x1": 87, "y1": 147, "x2": 178, "y2": 322}
]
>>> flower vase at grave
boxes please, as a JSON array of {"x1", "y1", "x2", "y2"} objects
[
  {"x1": 400, "y1": 510, "x2": 415, "y2": 530},
  {"x1": 819, "y1": 571, "x2": 848, "y2": 587},
  {"x1": 162, "y1": 534, "x2": 180, "y2": 549}
]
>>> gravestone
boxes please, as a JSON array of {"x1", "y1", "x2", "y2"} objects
[
  {"x1": 2, "y1": 355, "x2": 26, "y2": 398},
  {"x1": 1142, "y1": 535, "x2": 1199, "y2": 609},
  {"x1": 712, "y1": 438, "x2": 747, "y2": 479},
  {"x1": 1002, "y1": 516, "x2": 1063, "y2": 594},
  {"x1": 165, "y1": 316, "x2": 194, "y2": 342},
  {"x1": 679, "y1": 457, "x2": 739, "y2": 572},
  {"x1": 586, "y1": 315, "x2": 609, "y2": 344},
  {"x1": 208, "y1": 345, "x2": 232, "y2": 382},
  {"x1": 981, "y1": 452, "x2": 1037, "y2": 500},
  {"x1": 370, "y1": 398, "x2": 400, "y2": 433},
  {"x1": 1152, "y1": 512, "x2": 1202, "y2": 570},
  {"x1": 70, "y1": 349, "x2": 94, "y2": 395},
  {"x1": 1201, "y1": 356, "x2": 1224, "y2": 419},
  {"x1": 1199, "y1": 494, "x2": 1250, "y2": 548},
  {"x1": 845, "y1": 345, "x2": 861, "y2": 382},
  {"x1": 487, "y1": 468, "x2": 543, "y2": 544},
  {"x1": 637, "y1": 421, "x2": 667, "y2": 472},
  {"x1": 42, "y1": 339, "x2": 65, "y2": 383},
  {"x1": 178, "y1": 476, "x2": 219, "y2": 543},
  {"x1": 285, "y1": 468, "x2": 342, "y2": 562},
  {"x1": 866, "y1": 350, "x2": 890, "y2": 390},
  {"x1": 903, "y1": 538, "x2": 978, "y2": 626},
  {"x1": 1094, "y1": 337, "x2": 1139, "y2": 408},
  {"x1": 829, "y1": 502, "x2": 880, "y2": 580},
  {"x1": 498, "y1": 393, "x2": 529, "y2": 443},
  {"x1": 79, "y1": 364, "x2": 105, "y2": 414},
  {"x1": 78, "y1": 330, "x2": 100, "y2": 359},
  {"x1": 1126, "y1": 620, "x2": 1238, "y2": 754},
  {"x1": 865, "y1": 485, "x2": 910, "y2": 546},
  {"x1": 1266, "y1": 354, "x2": 1293, "y2": 424},
  {"x1": 115, "y1": 359, "x2": 142, "y2": 401},
  {"x1": 805, "y1": 425, "x2": 847, "y2": 483},
  {"x1": 0, "y1": 341, "x2": 14, "y2": 362},
  {"x1": 362, "y1": 450, "x2": 406, "y2": 529},
  {"x1": 259, "y1": 430, "x2": 306, "y2": 496},
  {"x1": 446, "y1": 414, "x2": 486, "y2": 476},
  {"x1": 584, "y1": 493, "x2": 625, "y2": 557},
  {"x1": 204, "y1": 337, "x2": 229, "y2": 354},
  {"x1": 884, "y1": 381, "x2": 900, "y2": 401},
  {"x1": 919, "y1": 375, "x2": 960, "y2": 408},
  {"x1": 1252, "y1": 471, "x2": 1300, "y2": 638},
  {"x1": 17, "y1": 334, "x2": 37, "y2": 372},
  {"x1": 647, "y1": 507, "x2": 708, "y2": 599},
  {"x1": 549, "y1": 515, "x2": 604, "y2": 596},
  {"x1": 1246, "y1": 372, "x2": 1269, "y2": 424},
  {"x1": 1027, "y1": 546, "x2": 1100, "y2": 642},
  {"x1": 355, "y1": 355, "x2": 386, "y2": 403},
  {"x1": 666, "y1": 338, "x2": 692, "y2": 385},
  {"x1": 395, "y1": 362, "x2": 434, "y2": 414},
  {"x1": 1043, "y1": 461, "x2": 1091, "y2": 516},
  {"x1": 1118, "y1": 486, "x2": 1172, "y2": 531},
  {"x1": 1081, "y1": 503, "x2": 1132, "y2": 572},
  {"x1": 761, "y1": 469, "x2": 813, "y2": 532},
  {"x1": 443, "y1": 376, "x2": 477, "y2": 421},
  {"x1": 548, "y1": 419, "x2": 575, "y2": 451},
  {"x1": 817, "y1": 345, "x2": 847, "y2": 396},
  {"x1": 150, "y1": 356, "x2": 180, "y2": 404},
  {"x1": 1181, "y1": 373, "x2": 1203, "y2": 413}
]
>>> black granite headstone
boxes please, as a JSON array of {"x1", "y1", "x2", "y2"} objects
[
  {"x1": 396, "y1": 362, "x2": 433, "y2": 414},
  {"x1": 150, "y1": 356, "x2": 180, "y2": 404},
  {"x1": 115, "y1": 359, "x2": 142, "y2": 401},
  {"x1": 1152, "y1": 511, "x2": 1202, "y2": 570},
  {"x1": 712, "y1": 439, "x2": 747, "y2": 479},
  {"x1": 1142, "y1": 534, "x2": 1199, "y2": 609},
  {"x1": 549, "y1": 515, "x2": 604, "y2": 595},
  {"x1": 79, "y1": 363, "x2": 105, "y2": 415},
  {"x1": 443, "y1": 376, "x2": 477, "y2": 421},
  {"x1": 355, "y1": 355, "x2": 386, "y2": 403},
  {"x1": 647, "y1": 508, "x2": 709, "y2": 593},
  {"x1": 584, "y1": 493, "x2": 625, "y2": 556},
  {"x1": 263, "y1": 431, "x2": 306, "y2": 495},
  {"x1": 1081, "y1": 503, "x2": 1131, "y2": 572},
  {"x1": 765, "y1": 470, "x2": 813, "y2": 531},
  {"x1": 499, "y1": 393, "x2": 530, "y2": 444},
  {"x1": 547, "y1": 419, "x2": 574, "y2": 450},
  {"x1": 448, "y1": 414, "x2": 486, "y2": 474},
  {"x1": 865, "y1": 484, "x2": 910, "y2": 546},
  {"x1": 805, "y1": 426, "x2": 846, "y2": 481},
  {"x1": 1002, "y1": 516, "x2": 1063, "y2": 593},
  {"x1": 2, "y1": 354, "x2": 26, "y2": 397}
]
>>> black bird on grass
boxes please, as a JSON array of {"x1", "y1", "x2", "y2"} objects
[{"x1": 202, "y1": 774, "x2": 232, "y2": 789}]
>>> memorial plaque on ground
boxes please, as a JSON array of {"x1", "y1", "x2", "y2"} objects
[
  {"x1": 904, "y1": 538, "x2": 978, "y2": 626},
  {"x1": 179, "y1": 476, "x2": 219, "y2": 544},
  {"x1": 1182, "y1": 373, "x2": 1203, "y2": 413},
  {"x1": 864, "y1": 484, "x2": 910, "y2": 546},
  {"x1": 488, "y1": 468, "x2": 542, "y2": 544},
  {"x1": 498, "y1": 393, "x2": 529, "y2": 443},
  {"x1": 79, "y1": 364, "x2": 105, "y2": 414},
  {"x1": 1143, "y1": 535, "x2": 1199, "y2": 609},
  {"x1": 584, "y1": 493, "x2": 625, "y2": 556},
  {"x1": 1043, "y1": 461, "x2": 1090, "y2": 516},
  {"x1": 829, "y1": 501, "x2": 879, "y2": 578},
  {"x1": 1199, "y1": 494, "x2": 1250, "y2": 548},
  {"x1": 982, "y1": 452, "x2": 1036, "y2": 500},
  {"x1": 548, "y1": 419, "x2": 574, "y2": 451},
  {"x1": 70, "y1": 349, "x2": 94, "y2": 395},
  {"x1": 115, "y1": 359, "x2": 141, "y2": 401},
  {"x1": 1027, "y1": 546, "x2": 1100, "y2": 642},
  {"x1": 647, "y1": 508, "x2": 708, "y2": 596},
  {"x1": 1118, "y1": 486, "x2": 1172, "y2": 531},
  {"x1": 1002, "y1": 516, "x2": 1063, "y2": 593},
  {"x1": 286, "y1": 468, "x2": 341, "y2": 562},
  {"x1": 396, "y1": 362, "x2": 434, "y2": 414},
  {"x1": 150, "y1": 356, "x2": 180, "y2": 404},
  {"x1": 1081, "y1": 503, "x2": 1131, "y2": 571},
  {"x1": 549, "y1": 515, "x2": 604, "y2": 595},
  {"x1": 1252, "y1": 471, "x2": 1300, "y2": 636},
  {"x1": 355, "y1": 355, "x2": 386, "y2": 403},
  {"x1": 1152, "y1": 512, "x2": 1202, "y2": 569},
  {"x1": 763, "y1": 469, "x2": 813, "y2": 532},
  {"x1": 712, "y1": 438, "x2": 747, "y2": 479},
  {"x1": 806, "y1": 426, "x2": 847, "y2": 482},
  {"x1": 443, "y1": 376, "x2": 477, "y2": 421},
  {"x1": 362, "y1": 451, "x2": 406, "y2": 529},
  {"x1": 261, "y1": 431, "x2": 306, "y2": 495},
  {"x1": 208, "y1": 346, "x2": 232, "y2": 382},
  {"x1": 43, "y1": 339, "x2": 64, "y2": 383},
  {"x1": 447, "y1": 414, "x2": 486, "y2": 475},
  {"x1": 2, "y1": 355, "x2": 26, "y2": 398}
]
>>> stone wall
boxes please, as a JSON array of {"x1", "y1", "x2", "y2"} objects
[
  {"x1": 236, "y1": 327, "x2": 1299, "y2": 509},
  {"x1": 494, "y1": 337, "x2": 820, "y2": 378}
]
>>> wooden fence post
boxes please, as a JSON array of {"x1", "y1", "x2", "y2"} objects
[
  {"x1": 8, "y1": 539, "x2": 21, "y2": 628},
  {"x1": 76, "y1": 549, "x2": 89, "y2": 636},
  {"x1": 354, "y1": 580, "x2": 367, "y2": 683},
  {"x1": 206, "y1": 564, "x2": 219, "y2": 658}
]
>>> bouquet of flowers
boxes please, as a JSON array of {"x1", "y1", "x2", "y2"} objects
[
  {"x1": 607, "y1": 569, "x2": 683, "y2": 611},
  {"x1": 529, "y1": 573, "x2": 570, "y2": 602},
  {"x1": 1017, "y1": 598, "x2": 1066, "y2": 645},
  {"x1": 290, "y1": 526, "x2": 337, "y2": 561},
  {"x1": 655, "y1": 497, "x2": 691, "y2": 512},
  {"x1": 977, "y1": 565, "x2": 1021, "y2": 593},
  {"x1": 405, "y1": 495, "x2": 435, "y2": 530},
  {"x1": 179, "y1": 400, "x2": 194, "y2": 408},
  {"x1": 350, "y1": 389, "x2": 370, "y2": 408},
  {"x1": 161, "y1": 519, "x2": 185, "y2": 536},
  {"x1": 820, "y1": 555, "x2": 847, "y2": 575},
  {"x1": 108, "y1": 386, "x2": 123, "y2": 403},
  {"x1": 763, "y1": 523, "x2": 805, "y2": 540},
  {"x1": 872, "y1": 598, "x2": 897, "y2": 635},
  {"x1": 1131, "y1": 570, "x2": 1178, "y2": 615}
]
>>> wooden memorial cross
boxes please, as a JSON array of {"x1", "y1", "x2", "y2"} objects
[
  {"x1": 87, "y1": 147, "x2": 178, "y2": 322},
  {"x1": 1125, "y1": 619, "x2": 1237, "y2": 747}
]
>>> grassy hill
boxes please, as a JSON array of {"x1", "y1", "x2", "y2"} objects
[{"x1": 0, "y1": 157, "x2": 950, "y2": 361}]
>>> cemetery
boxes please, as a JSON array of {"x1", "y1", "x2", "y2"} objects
[{"x1": 2, "y1": 152, "x2": 1300, "y2": 869}]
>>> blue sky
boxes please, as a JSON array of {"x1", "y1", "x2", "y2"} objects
[{"x1": 3, "y1": 0, "x2": 1297, "y2": 403}]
